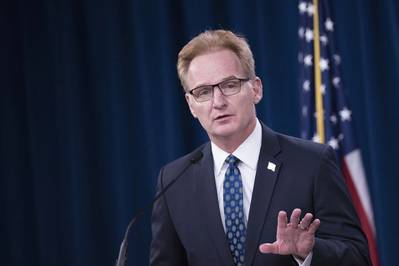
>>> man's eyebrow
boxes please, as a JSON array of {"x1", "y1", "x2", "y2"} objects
[{"x1": 193, "y1": 75, "x2": 239, "y2": 89}]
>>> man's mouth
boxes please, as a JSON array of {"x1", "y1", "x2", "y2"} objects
[{"x1": 214, "y1": 114, "x2": 233, "y2": 121}]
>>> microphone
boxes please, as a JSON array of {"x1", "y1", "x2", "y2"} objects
[{"x1": 115, "y1": 150, "x2": 203, "y2": 266}]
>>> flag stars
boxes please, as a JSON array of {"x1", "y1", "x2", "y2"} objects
[
  {"x1": 319, "y1": 58, "x2": 329, "y2": 71},
  {"x1": 305, "y1": 28, "x2": 314, "y2": 42},
  {"x1": 298, "y1": 27, "x2": 305, "y2": 38},
  {"x1": 312, "y1": 133, "x2": 321, "y2": 143},
  {"x1": 333, "y1": 77, "x2": 341, "y2": 88},
  {"x1": 320, "y1": 84, "x2": 326, "y2": 94},
  {"x1": 330, "y1": 114, "x2": 338, "y2": 124},
  {"x1": 302, "y1": 106, "x2": 308, "y2": 116},
  {"x1": 306, "y1": 3, "x2": 314, "y2": 16},
  {"x1": 304, "y1": 54, "x2": 313, "y2": 66},
  {"x1": 325, "y1": 18, "x2": 334, "y2": 31},
  {"x1": 299, "y1": 4, "x2": 355, "y2": 154},
  {"x1": 328, "y1": 137, "x2": 339, "y2": 150},
  {"x1": 320, "y1": 35, "x2": 328, "y2": 45},
  {"x1": 339, "y1": 107, "x2": 352, "y2": 121},
  {"x1": 303, "y1": 80, "x2": 311, "y2": 92},
  {"x1": 298, "y1": 2, "x2": 307, "y2": 14},
  {"x1": 333, "y1": 54, "x2": 341, "y2": 65}
]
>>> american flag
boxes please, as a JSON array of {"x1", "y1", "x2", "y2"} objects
[{"x1": 298, "y1": 0, "x2": 379, "y2": 265}]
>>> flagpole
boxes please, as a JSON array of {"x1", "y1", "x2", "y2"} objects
[{"x1": 312, "y1": 0, "x2": 325, "y2": 143}]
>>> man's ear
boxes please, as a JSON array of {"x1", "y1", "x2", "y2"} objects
[
  {"x1": 252, "y1": 77, "x2": 263, "y2": 104},
  {"x1": 185, "y1": 93, "x2": 197, "y2": 118}
]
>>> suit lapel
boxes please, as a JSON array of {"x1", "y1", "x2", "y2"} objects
[
  {"x1": 244, "y1": 124, "x2": 282, "y2": 266},
  {"x1": 195, "y1": 143, "x2": 234, "y2": 266}
]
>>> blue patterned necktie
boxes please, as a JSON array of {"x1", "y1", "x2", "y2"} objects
[{"x1": 223, "y1": 155, "x2": 246, "y2": 266}]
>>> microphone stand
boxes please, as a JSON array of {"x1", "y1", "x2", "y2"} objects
[{"x1": 115, "y1": 151, "x2": 203, "y2": 266}]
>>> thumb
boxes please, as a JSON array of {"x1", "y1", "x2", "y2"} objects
[{"x1": 259, "y1": 243, "x2": 279, "y2": 254}]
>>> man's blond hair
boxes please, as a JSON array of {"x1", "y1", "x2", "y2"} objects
[{"x1": 177, "y1": 30, "x2": 256, "y2": 91}]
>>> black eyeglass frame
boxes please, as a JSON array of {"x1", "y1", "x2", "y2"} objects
[{"x1": 188, "y1": 77, "x2": 250, "y2": 102}]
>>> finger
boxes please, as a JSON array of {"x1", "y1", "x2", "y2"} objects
[
  {"x1": 277, "y1": 211, "x2": 288, "y2": 229},
  {"x1": 307, "y1": 218, "x2": 321, "y2": 234},
  {"x1": 259, "y1": 243, "x2": 279, "y2": 254},
  {"x1": 299, "y1": 213, "x2": 313, "y2": 229},
  {"x1": 289, "y1": 208, "x2": 301, "y2": 228}
]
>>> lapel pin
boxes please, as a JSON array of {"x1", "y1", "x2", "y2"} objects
[{"x1": 267, "y1": 162, "x2": 276, "y2": 172}]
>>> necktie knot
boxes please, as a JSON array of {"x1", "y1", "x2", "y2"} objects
[{"x1": 225, "y1": 154, "x2": 239, "y2": 166}]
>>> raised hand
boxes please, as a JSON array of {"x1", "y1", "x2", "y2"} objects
[{"x1": 259, "y1": 208, "x2": 320, "y2": 260}]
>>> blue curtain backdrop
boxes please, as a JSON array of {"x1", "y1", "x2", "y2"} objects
[{"x1": 1, "y1": 0, "x2": 398, "y2": 265}]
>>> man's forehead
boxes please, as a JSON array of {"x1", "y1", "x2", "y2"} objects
[{"x1": 186, "y1": 49, "x2": 244, "y2": 88}]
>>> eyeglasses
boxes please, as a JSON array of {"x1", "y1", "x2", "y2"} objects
[{"x1": 188, "y1": 77, "x2": 250, "y2": 102}]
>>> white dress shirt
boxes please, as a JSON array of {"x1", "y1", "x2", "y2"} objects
[{"x1": 210, "y1": 119, "x2": 312, "y2": 266}]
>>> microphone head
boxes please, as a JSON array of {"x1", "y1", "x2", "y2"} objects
[{"x1": 190, "y1": 150, "x2": 203, "y2": 164}]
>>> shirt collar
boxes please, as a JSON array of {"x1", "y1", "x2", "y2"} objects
[{"x1": 211, "y1": 119, "x2": 262, "y2": 176}]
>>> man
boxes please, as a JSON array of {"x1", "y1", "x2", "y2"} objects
[{"x1": 150, "y1": 30, "x2": 370, "y2": 266}]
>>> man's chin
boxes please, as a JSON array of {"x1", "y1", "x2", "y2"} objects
[{"x1": 209, "y1": 125, "x2": 237, "y2": 139}]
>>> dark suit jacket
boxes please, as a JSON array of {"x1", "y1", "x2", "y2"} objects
[{"x1": 150, "y1": 124, "x2": 371, "y2": 266}]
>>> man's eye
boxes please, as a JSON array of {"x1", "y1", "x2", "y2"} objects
[
  {"x1": 223, "y1": 81, "x2": 239, "y2": 89},
  {"x1": 197, "y1": 88, "x2": 212, "y2": 96}
]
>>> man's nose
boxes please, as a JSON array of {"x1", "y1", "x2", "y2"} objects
[{"x1": 212, "y1": 86, "x2": 227, "y2": 108}]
